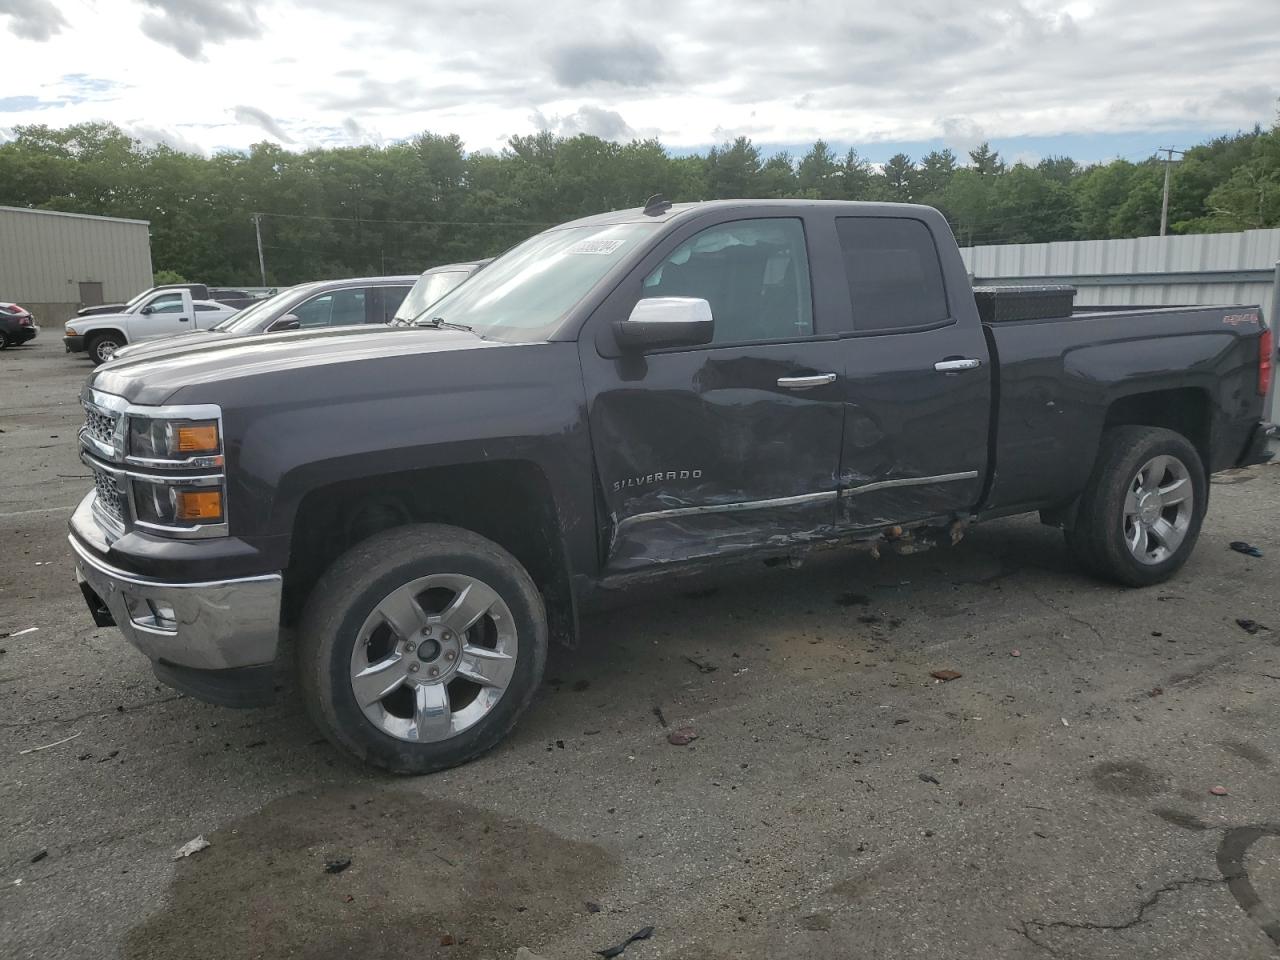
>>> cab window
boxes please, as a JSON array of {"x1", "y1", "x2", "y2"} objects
[{"x1": 640, "y1": 218, "x2": 813, "y2": 344}]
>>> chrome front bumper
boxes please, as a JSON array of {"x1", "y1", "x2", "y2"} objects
[{"x1": 69, "y1": 532, "x2": 283, "y2": 672}]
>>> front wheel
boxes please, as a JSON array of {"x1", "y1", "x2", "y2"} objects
[
  {"x1": 298, "y1": 524, "x2": 548, "y2": 774},
  {"x1": 87, "y1": 332, "x2": 122, "y2": 365},
  {"x1": 1065, "y1": 425, "x2": 1206, "y2": 586},
  {"x1": 0, "y1": 331, "x2": 8, "y2": 350}
]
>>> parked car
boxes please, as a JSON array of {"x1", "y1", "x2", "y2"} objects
[
  {"x1": 68, "y1": 199, "x2": 1276, "y2": 774},
  {"x1": 63, "y1": 288, "x2": 238, "y2": 364},
  {"x1": 389, "y1": 261, "x2": 489, "y2": 326},
  {"x1": 76, "y1": 283, "x2": 267, "y2": 318},
  {"x1": 0, "y1": 301, "x2": 38, "y2": 349},
  {"x1": 109, "y1": 275, "x2": 420, "y2": 362}
]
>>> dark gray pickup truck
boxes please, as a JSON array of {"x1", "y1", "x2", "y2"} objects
[{"x1": 69, "y1": 199, "x2": 1276, "y2": 773}]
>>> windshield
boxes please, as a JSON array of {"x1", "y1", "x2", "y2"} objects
[
  {"x1": 391, "y1": 270, "x2": 472, "y2": 324},
  {"x1": 419, "y1": 223, "x2": 657, "y2": 339},
  {"x1": 212, "y1": 287, "x2": 300, "y2": 332},
  {"x1": 123, "y1": 288, "x2": 154, "y2": 309}
]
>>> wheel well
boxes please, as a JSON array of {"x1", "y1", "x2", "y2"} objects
[
  {"x1": 86, "y1": 328, "x2": 125, "y2": 344},
  {"x1": 1103, "y1": 388, "x2": 1211, "y2": 467},
  {"x1": 283, "y1": 460, "x2": 577, "y2": 646}
]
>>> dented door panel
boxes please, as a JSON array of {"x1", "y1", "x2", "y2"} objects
[{"x1": 585, "y1": 343, "x2": 845, "y2": 571}]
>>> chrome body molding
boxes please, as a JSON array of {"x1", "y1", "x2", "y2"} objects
[
  {"x1": 614, "y1": 471, "x2": 980, "y2": 531},
  {"x1": 839, "y1": 471, "x2": 979, "y2": 497}
]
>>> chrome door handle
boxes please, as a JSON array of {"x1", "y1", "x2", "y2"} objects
[
  {"x1": 934, "y1": 358, "x2": 982, "y2": 372},
  {"x1": 777, "y1": 373, "x2": 837, "y2": 389}
]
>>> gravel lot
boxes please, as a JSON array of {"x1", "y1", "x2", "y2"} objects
[{"x1": 3, "y1": 335, "x2": 1279, "y2": 960}]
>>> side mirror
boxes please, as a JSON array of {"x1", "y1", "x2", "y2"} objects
[
  {"x1": 268, "y1": 314, "x2": 301, "y2": 332},
  {"x1": 614, "y1": 297, "x2": 714, "y2": 351},
  {"x1": 140, "y1": 305, "x2": 155, "y2": 315}
]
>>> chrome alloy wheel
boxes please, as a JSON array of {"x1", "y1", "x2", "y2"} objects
[
  {"x1": 1123, "y1": 454, "x2": 1193, "y2": 565},
  {"x1": 349, "y1": 573, "x2": 518, "y2": 742},
  {"x1": 95, "y1": 338, "x2": 119, "y2": 362}
]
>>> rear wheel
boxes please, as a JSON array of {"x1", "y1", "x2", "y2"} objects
[
  {"x1": 298, "y1": 524, "x2": 548, "y2": 774},
  {"x1": 1065, "y1": 425, "x2": 1206, "y2": 586},
  {"x1": 87, "y1": 332, "x2": 122, "y2": 365},
  {"x1": 0, "y1": 330, "x2": 8, "y2": 350}
]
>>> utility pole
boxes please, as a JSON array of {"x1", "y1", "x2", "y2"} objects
[
  {"x1": 251, "y1": 212, "x2": 267, "y2": 286},
  {"x1": 1157, "y1": 147, "x2": 1184, "y2": 237}
]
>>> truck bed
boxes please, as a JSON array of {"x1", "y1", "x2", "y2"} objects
[{"x1": 981, "y1": 303, "x2": 1266, "y2": 515}]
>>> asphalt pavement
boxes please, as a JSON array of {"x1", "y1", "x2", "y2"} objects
[{"x1": 2, "y1": 336, "x2": 1278, "y2": 959}]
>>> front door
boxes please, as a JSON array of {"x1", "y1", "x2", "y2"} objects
[
  {"x1": 130, "y1": 292, "x2": 191, "y2": 340},
  {"x1": 828, "y1": 214, "x2": 992, "y2": 527},
  {"x1": 579, "y1": 214, "x2": 847, "y2": 573}
]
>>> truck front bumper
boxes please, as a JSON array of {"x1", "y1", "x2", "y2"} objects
[
  {"x1": 64, "y1": 334, "x2": 85, "y2": 353},
  {"x1": 69, "y1": 522, "x2": 283, "y2": 707}
]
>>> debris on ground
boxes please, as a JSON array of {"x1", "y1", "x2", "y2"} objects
[
  {"x1": 1149, "y1": 687, "x2": 1164, "y2": 697},
  {"x1": 585, "y1": 901, "x2": 603, "y2": 913},
  {"x1": 667, "y1": 727, "x2": 698, "y2": 746},
  {"x1": 1010, "y1": 648, "x2": 1021, "y2": 657},
  {"x1": 1236, "y1": 618, "x2": 1270, "y2": 634},
  {"x1": 930, "y1": 669, "x2": 962, "y2": 682},
  {"x1": 684, "y1": 655, "x2": 717, "y2": 674},
  {"x1": 0, "y1": 626, "x2": 38, "y2": 639},
  {"x1": 173, "y1": 836, "x2": 211, "y2": 860},
  {"x1": 18, "y1": 731, "x2": 81, "y2": 755},
  {"x1": 324, "y1": 858, "x2": 351, "y2": 874},
  {"x1": 919, "y1": 773, "x2": 940, "y2": 785},
  {"x1": 440, "y1": 934, "x2": 457, "y2": 946},
  {"x1": 1210, "y1": 785, "x2": 1229, "y2": 796},
  {"x1": 1061, "y1": 717, "x2": 1070, "y2": 727},
  {"x1": 651, "y1": 705, "x2": 667, "y2": 728},
  {"x1": 30, "y1": 849, "x2": 47, "y2": 863},
  {"x1": 595, "y1": 926, "x2": 655, "y2": 958},
  {"x1": 1229, "y1": 541, "x2": 1264, "y2": 558}
]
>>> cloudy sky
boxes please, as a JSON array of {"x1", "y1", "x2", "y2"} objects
[{"x1": 1, "y1": 0, "x2": 1277, "y2": 163}]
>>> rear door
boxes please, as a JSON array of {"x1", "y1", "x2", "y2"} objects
[
  {"x1": 579, "y1": 212, "x2": 848, "y2": 573},
  {"x1": 826, "y1": 212, "x2": 991, "y2": 526},
  {"x1": 368, "y1": 285, "x2": 413, "y2": 323}
]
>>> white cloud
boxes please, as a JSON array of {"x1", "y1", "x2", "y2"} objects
[{"x1": 0, "y1": 0, "x2": 1274, "y2": 157}]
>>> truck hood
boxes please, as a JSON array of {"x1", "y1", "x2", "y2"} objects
[
  {"x1": 91, "y1": 324, "x2": 504, "y2": 405},
  {"x1": 68, "y1": 311, "x2": 132, "y2": 330},
  {"x1": 77, "y1": 302, "x2": 128, "y2": 317},
  {"x1": 110, "y1": 328, "x2": 226, "y2": 362}
]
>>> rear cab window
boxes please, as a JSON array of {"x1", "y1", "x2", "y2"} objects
[{"x1": 835, "y1": 217, "x2": 950, "y2": 333}]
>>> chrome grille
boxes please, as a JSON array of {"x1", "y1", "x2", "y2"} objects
[
  {"x1": 92, "y1": 468, "x2": 125, "y2": 524},
  {"x1": 83, "y1": 404, "x2": 118, "y2": 447}
]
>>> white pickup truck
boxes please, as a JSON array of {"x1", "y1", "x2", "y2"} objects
[{"x1": 63, "y1": 289, "x2": 238, "y2": 364}]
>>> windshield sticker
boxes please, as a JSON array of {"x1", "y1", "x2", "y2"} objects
[{"x1": 567, "y1": 238, "x2": 625, "y2": 255}]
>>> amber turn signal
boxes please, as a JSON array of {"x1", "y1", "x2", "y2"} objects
[
  {"x1": 175, "y1": 489, "x2": 223, "y2": 521},
  {"x1": 176, "y1": 423, "x2": 219, "y2": 453}
]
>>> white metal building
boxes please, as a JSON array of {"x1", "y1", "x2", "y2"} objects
[{"x1": 0, "y1": 206, "x2": 153, "y2": 326}]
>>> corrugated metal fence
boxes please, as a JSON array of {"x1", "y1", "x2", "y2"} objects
[{"x1": 960, "y1": 228, "x2": 1280, "y2": 442}]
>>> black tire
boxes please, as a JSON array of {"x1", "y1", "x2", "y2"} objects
[
  {"x1": 1065, "y1": 425, "x2": 1206, "y2": 586},
  {"x1": 87, "y1": 332, "x2": 122, "y2": 365},
  {"x1": 0, "y1": 331, "x2": 8, "y2": 350},
  {"x1": 298, "y1": 523, "x2": 548, "y2": 774}
]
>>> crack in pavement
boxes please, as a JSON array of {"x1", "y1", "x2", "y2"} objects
[{"x1": 1012, "y1": 876, "x2": 1227, "y2": 952}]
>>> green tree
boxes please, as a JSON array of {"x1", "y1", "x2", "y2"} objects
[
  {"x1": 882, "y1": 153, "x2": 915, "y2": 202},
  {"x1": 968, "y1": 142, "x2": 1005, "y2": 176}
]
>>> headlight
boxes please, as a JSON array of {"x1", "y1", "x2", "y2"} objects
[
  {"x1": 127, "y1": 415, "x2": 223, "y2": 466},
  {"x1": 65, "y1": 326, "x2": 78, "y2": 336},
  {"x1": 131, "y1": 475, "x2": 225, "y2": 528}
]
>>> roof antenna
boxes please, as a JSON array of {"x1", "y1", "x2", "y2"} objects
[{"x1": 643, "y1": 193, "x2": 672, "y2": 216}]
